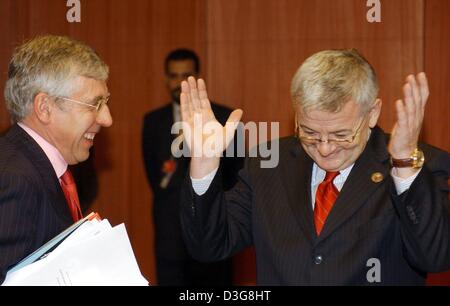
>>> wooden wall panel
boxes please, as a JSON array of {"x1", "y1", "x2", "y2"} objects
[
  {"x1": 423, "y1": 0, "x2": 450, "y2": 285},
  {"x1": 0, "y1": 0, "x2": 69, "y2": 129},
  {"x1": 423, "y1": 0, "x2": 450, "y2": 152},
  {"x1": 205, "y1": 0, "x2": 424, "y2": 138}
]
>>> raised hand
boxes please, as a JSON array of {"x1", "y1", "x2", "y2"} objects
[
  {"x1": 180, "y1": 76, "x2": 243, "y2": 178},
  {"x1": 388, "y1": 73, "x2": 429, "y2": 176}
]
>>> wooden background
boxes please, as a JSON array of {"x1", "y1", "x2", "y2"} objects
[{"x1": 0, "y1": 0, "x2": 448, "y2": 284}]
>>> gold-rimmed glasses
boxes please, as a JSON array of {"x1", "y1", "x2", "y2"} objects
[
  {"x1": 56, "y1": 95, "x2": 110, "y2": 112},
  {"x1": 296, "y1": 117, "x2": 366, "y2": 146}
]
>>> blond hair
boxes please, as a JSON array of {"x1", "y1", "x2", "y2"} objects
[
  {"x1": 290, "y1": 49, "x2": 378, "y2": 113},
  {"x1": 4, "y1": 35, "x2": 109, "y2": 122}
]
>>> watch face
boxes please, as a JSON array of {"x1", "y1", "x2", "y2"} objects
[{"x1": 412, "y1": 149, "x2": 425, "y2": 168}]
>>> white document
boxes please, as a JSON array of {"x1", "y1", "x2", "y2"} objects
[{"x1": 3, "y1": 221, "x2": 148, "y2": 286}]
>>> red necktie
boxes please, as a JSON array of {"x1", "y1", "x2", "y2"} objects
[
  {"x1": 60, "y1": 169, "x2": 83, "y2": 222},
  {"x1": 314, "y1": 171, "x2": 340, "y2": 235}
]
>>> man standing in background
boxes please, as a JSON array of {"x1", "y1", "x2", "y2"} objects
[{"x1": 142, "y1": 49, "x2": 243, "y2": 285}]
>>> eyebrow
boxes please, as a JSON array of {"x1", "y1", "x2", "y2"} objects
[
  {"x1": 300, "y1": 124, "x2": 353, "y2": 134},
  {"x1": 90, "y1": 93, "x2": 110, "y2": 103}
]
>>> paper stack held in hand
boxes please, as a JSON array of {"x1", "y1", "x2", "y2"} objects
[{"x1": 2, "y1": 213, "x2": 148, "y2": 286}]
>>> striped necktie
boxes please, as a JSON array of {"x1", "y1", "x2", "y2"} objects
[
  {"x1": 314, "y1": 171, "x2": 340, "y2": 235},
  {"x1": 60, "y1": 169, "x2": 83, "y2": 222}
]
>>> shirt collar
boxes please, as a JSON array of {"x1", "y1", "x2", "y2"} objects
[
  {"x1": 312, "y1": 162, "x2": 355, "y2": 186},
  {"x1": 17, "y1": 122, "x2": 68, "y2": 179}
]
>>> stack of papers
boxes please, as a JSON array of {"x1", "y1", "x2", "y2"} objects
[{"x1": 2, "y1": 213, "x2": 148, "y2": 286}]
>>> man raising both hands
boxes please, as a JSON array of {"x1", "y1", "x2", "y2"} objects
[{"x1": 179, "y1": 49, "x2": 450, "y2": 285}]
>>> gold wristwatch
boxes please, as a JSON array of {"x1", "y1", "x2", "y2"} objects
[{"x1": 391, "y1": 148, "x2": 425, "y2": 169}]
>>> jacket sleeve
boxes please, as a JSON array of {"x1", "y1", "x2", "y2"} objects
[
  {"x1": 180, "y1": 158, "x2": 254, "y2": 262},
  {"x1": 0, "y1": 172, "x2": 39, "y2": 284},
  {"x1": 392, "y1": 149, "x2": 450, "y2": 272}
]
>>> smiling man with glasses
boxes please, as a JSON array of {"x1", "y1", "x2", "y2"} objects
[
  {"x1": 0, "y1": 35, "x2": 112, "y2": 283},
  {"x1": 178, "y1": 49, "x2": 450, "y2": 285}
]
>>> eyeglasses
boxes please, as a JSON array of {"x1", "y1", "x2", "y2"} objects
[
  {"x1": 296, "y1": 117, "x2": 366, "y2": 146},
  {"x1": 55, "y1": 95, "x2": 110, "y2": 112}
]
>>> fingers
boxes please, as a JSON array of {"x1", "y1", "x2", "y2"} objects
[
  {"x1": 180, "y1": 92, "x2": 189, "y2": 122},
  {"x1": 417, "y1": 72, "x2": 429, "y2": 108},
  {"x1": 406, "y1": 72, "x2": 429, "y2": 109},
  {"x1": 188, "y1": 76, "x2": 201, "y2": 111},
  {"x1": 182, "y1": 76, "x2": 211, "y2": 120},
  {"x1": 403, "y1": 72, "x2": 429, "y2": 128},
  {"x1": 180, "y1": 81, "x2": 193, "y2": 120},
  {"x1": 227, "y1": 109, "x2": 244, "y2": 124},
  {"x1": 407, "y1": 75, "x2": 422, "y2": 111},
  {"x1": 402, "y1": 82, "x2": 415, "y2": 125},
  {"x1": 197, "y1": 79, "x2": 212, "y2": 109},
  {"x1": 184, "y1": 77, "x2": 214, "y2": 119},
  {"x1": 395, "y1": 99, "x2": 408, "y2": 130}
]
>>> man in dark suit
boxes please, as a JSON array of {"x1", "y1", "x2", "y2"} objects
[
  {"x1": 179, "y1": 49, "x2": 450, "y2": 285},
  {"x1": 142, "y1": 49, "x2": 243, "y2": 285},
  {"x1": 0, "y1": 35, "x2": 112, "y2": 283}
]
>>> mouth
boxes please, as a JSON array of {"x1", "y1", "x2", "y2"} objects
[{"x1": 83, "y1": 132, "x2": 96, "y2": 142}]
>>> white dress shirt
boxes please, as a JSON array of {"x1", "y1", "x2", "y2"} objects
[{"x1": 192, "y1": 162, "x2": 421, "y2": 199}]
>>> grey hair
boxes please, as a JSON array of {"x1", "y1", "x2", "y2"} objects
[
  {"x1": 290, "y1": 49, "x2": 379, "y2": 113},
  {"x1": 4, "y1": 35, "x2": 109, "y2": 122}
]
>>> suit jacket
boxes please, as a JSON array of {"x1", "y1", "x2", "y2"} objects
[
  {"x1": 0, "y1": 124, "x2": 73, "y2": 283},
  {"x1": 142, "y1": 102, "x2": 243, "y2": 260},
  {"x1": 180, "y1": 126, "x2": 450, "y2": 285}
]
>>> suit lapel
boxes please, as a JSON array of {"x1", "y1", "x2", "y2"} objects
[
  {"x1": 317, "y1": 127, "x2": 391, "y2": 242},
  {"x1": 6, "y1": 124, "x2": 73, "y2": 223},
  {"x1": 281, "y1": 139, "x2": 316, "y2": 244}
]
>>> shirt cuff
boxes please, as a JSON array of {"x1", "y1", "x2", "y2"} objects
[
  {"x1": 191, "y1": 167, "x2": 219, "y2": 196},
  {"x1": 391, "y1": 168, "x2": 422, "y2": 195}
]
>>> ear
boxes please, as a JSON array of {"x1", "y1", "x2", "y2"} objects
[
  {"x1": 368, "y1": 98, "x2": 382, "y2": 128},
  {"x1": 33, "y1": 92, "x2": 52, "y2": 124},
  {"x1": 293, "y1": 106, "x2": 302, "y2": 131}
]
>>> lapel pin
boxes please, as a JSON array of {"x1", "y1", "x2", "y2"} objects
[{"x1": 371, "y1": 172, "x2": 384, "y2": 183}]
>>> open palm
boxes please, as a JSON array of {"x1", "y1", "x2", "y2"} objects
[{"x1": 180, "y1": 76, "x2": 243, "y2": 177}]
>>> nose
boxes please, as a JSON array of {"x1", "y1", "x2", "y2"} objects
[
  {"x1": 316, "y1": 141, "x2": 336, "y2": 157},
  {"x1": 96, "y1": 104, "x2": 113, "y2": 127}
]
